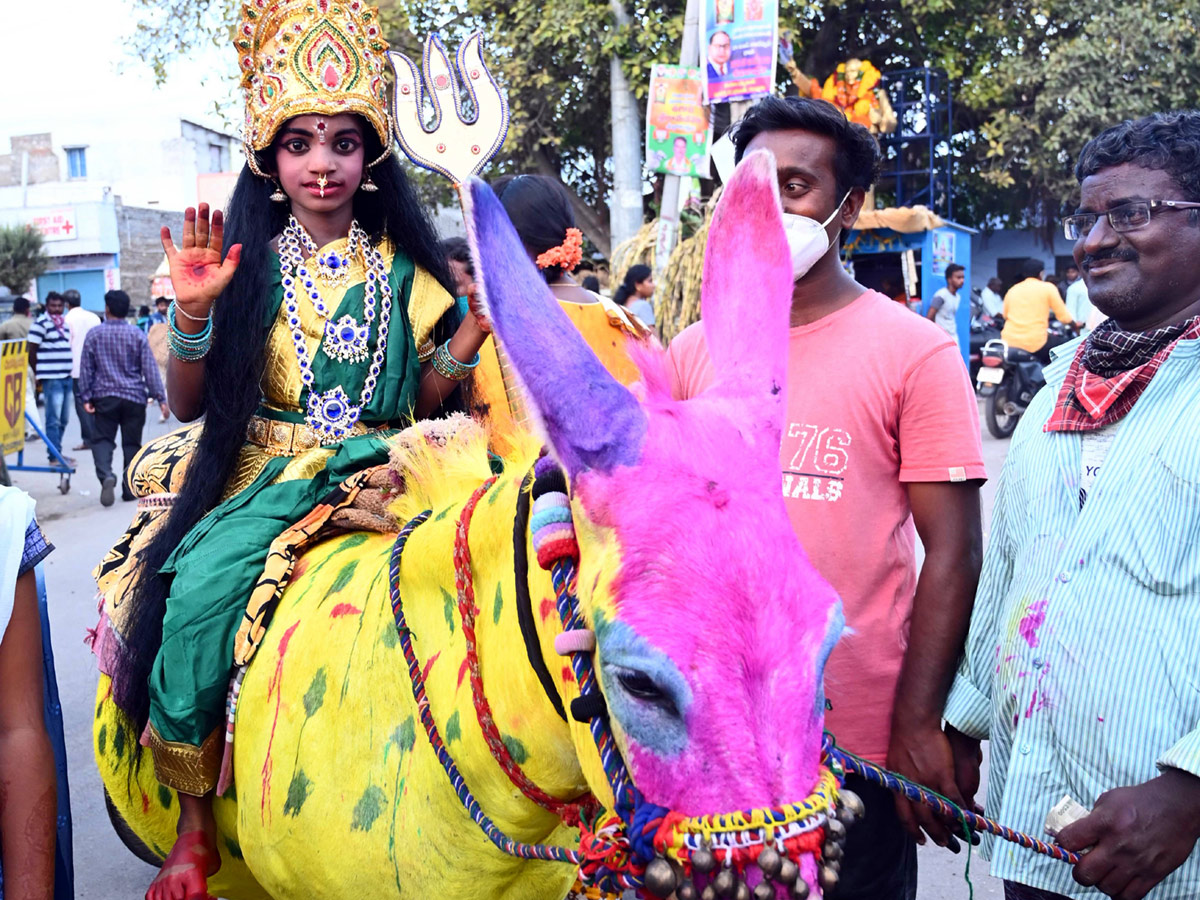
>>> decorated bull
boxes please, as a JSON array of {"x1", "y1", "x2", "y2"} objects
[{"x1": 93, "y1": 151, "x2": 851, "y2": 899}]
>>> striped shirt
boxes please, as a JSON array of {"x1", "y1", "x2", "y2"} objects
[
  {"x1": 944, "y1": 335, "x2": 1200, "y2": 898},
  {"x1": 27, "y1": 313, "x2": 73, "y2": 380}
]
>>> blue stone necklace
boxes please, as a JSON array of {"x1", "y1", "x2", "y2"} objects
[{"x1": 278, "y1": 217, "x2": 393, "y2": 444}]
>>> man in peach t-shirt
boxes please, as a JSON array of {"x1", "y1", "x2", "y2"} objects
[{"x1": 667, "y1": 96, "x2": 986, "y2": 900}]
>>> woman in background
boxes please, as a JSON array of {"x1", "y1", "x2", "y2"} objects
[
  {"x1": 469, "y1": 175, "x2": 649, "y2": 451},
  {"x1": 614, "y1": 263, "x2": 657, "y2": 327}
]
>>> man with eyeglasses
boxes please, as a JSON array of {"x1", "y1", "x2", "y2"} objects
[{"x1": 943, "y1": 110, "x2": 1200, "y2": 900}]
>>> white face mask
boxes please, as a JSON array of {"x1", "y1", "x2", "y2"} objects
[{"x1": 782, "y1": 190, "x2": 851, "y2": 281}]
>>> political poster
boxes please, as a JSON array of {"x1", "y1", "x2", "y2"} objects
[
  {"x1": 645, "y1": 65, "x2": 711, "y2": 178},
  {"x1": 931, "y1": 230, "x2": 956, "y2": 277},
  {"x1": 1, "y1": 340, "x2": 27, "y2": 455},
  {"x1": 702, "y1": 0, "x2": 778, "y2": 104}
]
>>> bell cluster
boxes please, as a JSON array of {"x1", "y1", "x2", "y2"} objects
[{"x1": 639, "y1": 788, "x2": 865, "y2": 900}]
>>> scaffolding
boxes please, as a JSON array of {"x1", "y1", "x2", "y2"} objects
[{"x1": 876, "y1": 67, "x2": 954, "y2": 220}]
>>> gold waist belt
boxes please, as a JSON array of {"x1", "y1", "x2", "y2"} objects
[{"x1": 246, "y1": 415, "x2": 383, "y2": 456}]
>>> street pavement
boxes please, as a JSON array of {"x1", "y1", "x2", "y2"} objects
[{"x1": 10, "y1": 400, "x2": 1013, "y2": 899}]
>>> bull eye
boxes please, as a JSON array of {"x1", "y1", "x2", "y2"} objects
[{"x1": 616, "y1": 669, "x2": 679, "y2": 717}]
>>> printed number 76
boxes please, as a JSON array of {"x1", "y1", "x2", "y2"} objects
[{"x1": 787, "y1": 424, "x2": 851, "y2": 476}]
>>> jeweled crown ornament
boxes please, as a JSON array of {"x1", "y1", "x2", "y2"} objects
[
  {"x1": 389, "y1": 33, "x2": 509, "y2": 184},
  {"x1": 236, "y1": 0, "x2": 393, "y2": 152}
]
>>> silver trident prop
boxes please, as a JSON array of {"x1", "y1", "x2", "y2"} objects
[
  {"x1": 389, "y1": 33, "x2": 509, "y2": 185},
  {"x1": 389, "y1": 34, "x2": 527, "y2": 424}
]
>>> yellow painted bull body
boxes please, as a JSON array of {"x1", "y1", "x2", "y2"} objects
[
  {"x1": 94, "y1": 161, "x2": 843, "y2": 899},
  {"x1": 96, "y1": 424, "x2": 606, "y2": 899}
]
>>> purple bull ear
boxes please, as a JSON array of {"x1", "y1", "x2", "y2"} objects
[
  {"x1": 699, "y1": 150, "x2": 793, "y2": 448},
  {"x1": 462, "y1": 178, "x2": 647, "y2": 477}
]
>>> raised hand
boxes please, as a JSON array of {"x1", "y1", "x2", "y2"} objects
[{"x1": 161, "y1": 204, "x2": 242, "y2": 323}]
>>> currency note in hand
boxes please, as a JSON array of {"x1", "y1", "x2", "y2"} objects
[{"x1": 1044, "y1": 795, "x2": 1090, "y2": 838}]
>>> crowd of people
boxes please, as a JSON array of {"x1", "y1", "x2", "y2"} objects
[{"x1": 2, "y1": 3, "x2": 1199, "y2": 896}]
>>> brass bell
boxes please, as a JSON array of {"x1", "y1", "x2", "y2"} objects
[
  {"x1": 839, "y1": 790, "x2": 865, "y2": 823},
  {"x1": 692, "y1": 844, "x2": 718, "y2": 874},
  {"x1": 644, "y1": 857, "x2": 678, "y2": 898},
  {"x1": 701, "y1": 886, "x2": 718, "y2": 900},
  {"x1": 825, "y1": 817, "x2": 847, "y2": 842},
  {"x1": 757, "y1": 846, "x2": 783, "y2": 880},
  {"x1": 777, "y1": 858, "x2": 799, "y2": 885},
  {"x1": 818, "y1": 865, "x2": 839, "y2": 893},
  {"x1": 714, "y1": 868, "x2": 738, "y2": 897},
  {"x1": 734, "y1": 881, "x2": 751, "y2": 900},
  {"x1": 753, "y1": 883, "x2": 775, "y2": 900},
  {"x1": 791, "y1": 878, "x2": 810, "y2": 899},
  {"x1": 677, "y1": 880, "x2": 699, "y2": 900},
  {"x1": 822, "y1": 841, "x2": 843, "y2": 861}
]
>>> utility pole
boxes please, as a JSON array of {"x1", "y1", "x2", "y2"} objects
[
  {"x1": 609, "y1": 0, "x2": 646, "y2": 252},
  {"x1": 654, "y1": 0, "x2": 701, "y2": 272}
]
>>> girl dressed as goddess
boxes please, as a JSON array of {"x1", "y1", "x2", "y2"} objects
[{"x1": 103, "y1": 2, "x2": 490, "y2": 896}]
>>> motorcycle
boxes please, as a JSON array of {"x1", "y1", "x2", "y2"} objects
[{"x1": 976, "y1": 322, "x2": 1071, "y2": 438}]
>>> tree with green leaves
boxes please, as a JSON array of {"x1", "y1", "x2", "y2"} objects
[
  {"x1": 0, "y1": 225, "x2": 49, "y2": 297},
  {"x1": 125, "y1": 0, "x2": 1200, "y2": 244}
]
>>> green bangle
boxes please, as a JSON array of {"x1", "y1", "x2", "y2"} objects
[{"x1": 431, "y1": 340, "x2": 480, "y2": 381}]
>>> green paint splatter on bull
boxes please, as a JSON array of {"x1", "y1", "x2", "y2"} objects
[
  {"x1": 303, "y1": 668, "x2": 327, "y2": 718},
  {"x1": 352, "y1": 785, "x2": 387, "y2": 832},
  {"x1": 97, "y1": 723, "x2": 107, "y2": 756},
  {"x1": 441, "y1": 587, "x2": 456, "y2": 634},
  {"x1": 113, "y1": 723, "x2": 127, "y2": 760},
  {"x1": 284, "y1": 770, "x2": 312, "y2": 816},
  {"x1": 225, "y1": 837, "x2": 245, "y2": 860},
  {"x1": 493, "y1": 583, "x2": 504, "y2": 624},
  {"x1": 502, "y1": 734, "x2": 528, "y2": 764},
  {"x1": 158, "y1": 784, "x2": 173, "y2": 810},
  {"x1": 445, "y1": 710, "x2": 461, "y2": 744},
  {"x1": 329, "y1": 560, "x2": 359, "y2": 595}
]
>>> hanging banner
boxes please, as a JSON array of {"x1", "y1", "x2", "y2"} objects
[
  {"x1": 1, "y1": 340, "x2": 28, "y2": 455},
  {"x1": 702, "y1": 0, "x2": 778, "y2": 104},
  {"x1": 646, "y1": 65, "x2": 711, "y2": 178}
]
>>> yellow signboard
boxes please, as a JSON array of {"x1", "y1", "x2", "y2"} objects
[{"x1": 1, "y1": 340, "x2": 27, "y2": 455}]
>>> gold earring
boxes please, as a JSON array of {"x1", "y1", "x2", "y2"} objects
[
  {"x1": 270, "y1": 180, "x2": 287, "y2": 202},
  {"x1": 360, "y1": 172, "x2": 378, "y2": 192}
]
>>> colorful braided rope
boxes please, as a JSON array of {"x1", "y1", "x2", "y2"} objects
[
  {"x1": 822, "y1": 735, "x2": 1082, "y2": 865},
  {"x1": 388, "y1": 509, "x2": 582, "y2": 866},
  {"x1": 453, "y1": 476, "x2": 599, "y2": 824}
]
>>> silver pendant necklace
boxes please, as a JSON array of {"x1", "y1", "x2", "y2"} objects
[{"x1": 277, "y1": 217, "x2": 393, "y2": 444}]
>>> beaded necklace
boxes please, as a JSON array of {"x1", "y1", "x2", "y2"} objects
[{"x1": 277, "y1": 216, "x2": 393, "y2": 444}]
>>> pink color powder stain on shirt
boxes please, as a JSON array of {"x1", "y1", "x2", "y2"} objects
[{"x1": 1019, "y1": 599, "x2": 1049, "y2": 648}]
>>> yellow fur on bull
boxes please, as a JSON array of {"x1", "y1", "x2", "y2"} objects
[{"x1": 94, "y1": 420, "x2": 616, "y2": 899}]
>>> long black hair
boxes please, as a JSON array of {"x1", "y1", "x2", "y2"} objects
[
  {"x1": 613, "y1": 263, "x2": 652, "y2": 307},
  {"x1": 492, "y1": 174, "x2": 577, "y2": 283},
  {"x1": 111, "y1": 121, "x2": 454, "y2": 726}
]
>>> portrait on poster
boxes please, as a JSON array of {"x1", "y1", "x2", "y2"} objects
[
  {"x1": 703, "y1": 0, "x2": 778, "y2": 104},
  {"x1": 645, "y1": 65, "x2": 711, "y2": 179}
]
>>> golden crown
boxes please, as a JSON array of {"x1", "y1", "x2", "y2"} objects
[{"x1": 235, "y1": 0, "x2": 393, "y2": 153}]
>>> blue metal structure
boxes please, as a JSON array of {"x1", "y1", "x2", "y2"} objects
[{"x1": 876, "y1": 67, "x2": 954, "y2": 219}]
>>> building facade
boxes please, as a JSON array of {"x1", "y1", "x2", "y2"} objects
[{"x1": 0, "y1": 119, "x2": 239, "y2": 310}]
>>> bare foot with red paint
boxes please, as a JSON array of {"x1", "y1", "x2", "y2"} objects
[{"x1": 146, "y1": 794, "x2": 220, "y2": 900}]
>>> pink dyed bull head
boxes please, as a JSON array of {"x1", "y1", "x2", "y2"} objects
[{"x1": 464, "y1": 150, "x2": 849, "y2": 898}]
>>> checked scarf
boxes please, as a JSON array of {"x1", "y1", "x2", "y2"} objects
[{"x1": 1044, "y1": 315, "x2": 1200, "y2": 433}]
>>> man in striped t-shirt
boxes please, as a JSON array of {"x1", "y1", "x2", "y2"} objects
[
  {"x1": 27, "y1": 292, "x2": 74, "y2": 465},
  {"x1": 944, "y1": 112, "x2": 1200, "y2": 900}
]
